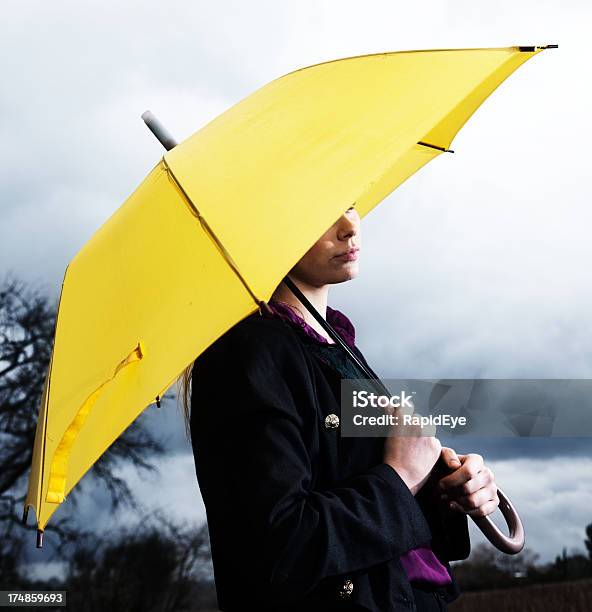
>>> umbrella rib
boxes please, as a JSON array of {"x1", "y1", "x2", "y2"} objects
[
  {"x1": 26, "y1": 265, "x2": 67, "y2": 537},
  {"x1": 24, "y1": 358, "x2": 51, "y2": 530},
  {"x1": 160, "y1": 157, "x2": 268, "y2": 313},
  {"x1": 417, "y1": 141, "x2": 454, "y2": 154}
]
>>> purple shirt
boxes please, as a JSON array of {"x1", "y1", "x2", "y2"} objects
[{"x1": 265, "y1": 299, "x2": 452, "y2": 587}]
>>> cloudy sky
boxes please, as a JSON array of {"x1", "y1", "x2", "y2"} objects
[{"x1": 3, "y1": 0, "x2": 592, "y2": 575}]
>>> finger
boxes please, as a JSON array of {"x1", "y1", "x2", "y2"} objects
[
  {"x1": 441, "y1": 466, "x2": 494, "y2": 498},
  {"x1": 460, "y1": 498, "x2": 499, "y2": 518},
  {"x1": 440, "y1": 447, "x2": 462, "y2": 470},
  {"x1": 393, "y1": 412, "x2": 432, "y2": 438},
  {"x1": 438, "y1": 453, "x2": 484, "y2": 491},
  {"x1": 393, "y1": 397, "x2": 415, "y2": 419},
  {"x1": 382, "y1": 397, "x2": 396, "y2": 415},
  {"x1": 449, "y1": 486, "x2": 496, "y2": 512}
]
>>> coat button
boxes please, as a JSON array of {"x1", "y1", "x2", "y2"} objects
[
  {"x1": 337, "y1": 578, "x2": 353, "y2": 599},
  {"x1": 324, "y1": 414, "x2": 340, "y2": 429}
]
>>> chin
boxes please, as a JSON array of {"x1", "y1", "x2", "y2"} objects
[{"x1": 331, "y1": 268, "x2": 359, "y2": 284}]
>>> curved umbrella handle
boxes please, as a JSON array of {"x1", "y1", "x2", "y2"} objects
[{"x1": 471, "y1": 486, "x2": 525, "y2": 554}]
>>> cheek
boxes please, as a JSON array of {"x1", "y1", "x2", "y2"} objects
[
  {"x1": 309, "y1": 241, "x2": 334, "y2": 261},
  {"x1": 294, "y1": 248, "x2": 326, "y2": 275}
]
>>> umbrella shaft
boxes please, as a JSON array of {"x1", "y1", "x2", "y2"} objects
[{"x1": 282, "y1": 277, "x2": 390, "y2": 396}]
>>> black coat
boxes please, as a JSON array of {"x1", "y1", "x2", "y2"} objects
[{"x1": 190, "y1": 311, "x2": 470, "y2": 611}]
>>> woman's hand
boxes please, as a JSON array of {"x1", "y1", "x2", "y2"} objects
[
  {"x1": 383, "y1": 404, "x2": 442, "y2": 496},
  {"x1": 437, "y1": 448, "x2": 499, "y2": 518}
]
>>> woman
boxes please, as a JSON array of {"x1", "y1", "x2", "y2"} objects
[{"x1": 179, "y1": 205, "x2": 499, "y2": 611}]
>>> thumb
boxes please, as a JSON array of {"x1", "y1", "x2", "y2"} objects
[{"x1": 441, "y1": 447, "x2": 461, "y2": 469}]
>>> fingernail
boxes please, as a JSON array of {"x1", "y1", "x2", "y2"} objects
[{"x1": 440, "y1": 494, "x2": 448, "y2": 501}]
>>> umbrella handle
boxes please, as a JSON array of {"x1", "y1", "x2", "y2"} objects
[
  {"x1": 434, "y1": 456, "x2": 525, "y2": 555},
  {"x1": 471, "y1": 487, "x2": 525, "y2": 554}
]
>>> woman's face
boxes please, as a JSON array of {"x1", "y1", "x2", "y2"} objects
[{"x1": 290, "y1": 206, "x2": 361, "y2": 287}]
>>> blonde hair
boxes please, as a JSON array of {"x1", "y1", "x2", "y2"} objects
[{"x1": 177, "y1": 361, "x2": 195, "y2": 442}]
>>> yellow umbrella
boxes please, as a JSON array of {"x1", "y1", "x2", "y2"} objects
[{"x1": 24, "y1": 45, "x2": 557, "y2": 546}]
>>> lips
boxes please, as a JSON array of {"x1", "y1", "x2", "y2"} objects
[
  {"x1": 336, "y1": 247, "x2": 359, "y2": 256},
  {"x1": 334, "y1": 247, "x2": 359, "y2": 261}
]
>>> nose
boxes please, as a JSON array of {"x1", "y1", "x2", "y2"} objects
[{"x1": 337, "y1": 211, "x2": 359, "y2": 242}]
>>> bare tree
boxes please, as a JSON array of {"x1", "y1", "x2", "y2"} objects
[{"x1": 64, "y1": 511, "x2": 215, "y2": 612}]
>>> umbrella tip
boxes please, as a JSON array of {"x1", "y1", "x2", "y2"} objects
[
  {"x1": 141, "y1": 110, "x2": 178, "y2": 151},
  {"x1": 36, "y1": 529, "x2": 44, "y2": 549},
  {"x1": 22, "y1": 506, "x2": 29, "y2": 525},
  {"x1": 518, "y1": 44, "x2": 559, "y2": 51}
]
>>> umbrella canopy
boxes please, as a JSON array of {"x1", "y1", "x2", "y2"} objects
[{"x1": 24, "y1": 45, "x2": 555, "y2": 539}]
